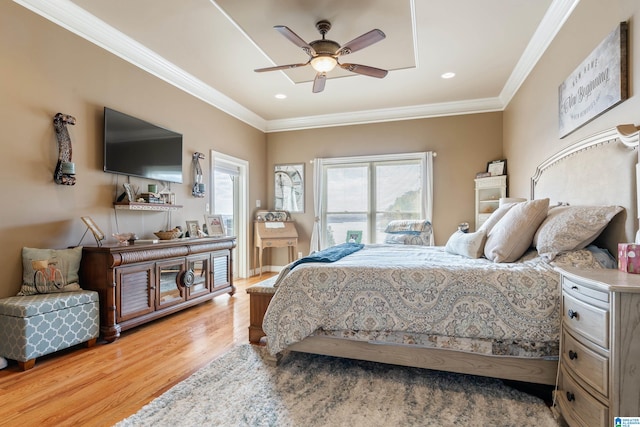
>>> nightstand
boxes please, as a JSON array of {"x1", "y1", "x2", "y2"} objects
[{"x1": 554, "y1": 267, "x2": 640, "y2": 427}]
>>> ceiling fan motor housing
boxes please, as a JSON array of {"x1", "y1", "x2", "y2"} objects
[{"x1": 310, "y1": 39, "x2": 341, "y2": 55}]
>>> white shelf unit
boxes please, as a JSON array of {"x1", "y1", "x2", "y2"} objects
[{"x1": 474, "y1": 175, "x2": 507, "y2": 230}]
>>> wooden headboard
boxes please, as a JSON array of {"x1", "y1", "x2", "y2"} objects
[{"x1": 531, "y1": 126, "x2": 639, "y2": 257}]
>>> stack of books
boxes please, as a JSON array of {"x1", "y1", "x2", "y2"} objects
[{"x1": 139, "y1": 193, "x2": 163, "y2": 203}]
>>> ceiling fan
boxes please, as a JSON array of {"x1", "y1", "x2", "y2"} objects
[{"x1": 254, "y1": 20, "x2": 388, "y2": 93}]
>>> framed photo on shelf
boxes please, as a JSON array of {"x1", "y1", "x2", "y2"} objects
[
  {"x1": 185, "y1": 220, "x2": 200, "y2": 238},
  {"x1": 486, "y1": 159, "x2": 507, "y2": 176},
  {"x1": 346, "y1": 230, "x2": 362, "y2": 244},
  {"x1": 204, "y1": 214, "x2": 226, "y2": 237}
]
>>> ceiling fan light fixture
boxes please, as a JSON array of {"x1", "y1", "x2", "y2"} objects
[
  {"x1": 256, "y1": 21, "x2": 387, "y2": 93},
  {"x1": 311, "y1": 55, "x2": 337, "y2": 73}
]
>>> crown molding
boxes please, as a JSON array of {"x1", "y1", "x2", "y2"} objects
[
  {"x1": 14, "y1": 0, "x2": 573, "y2": 133},
  {"x1": 265, "y1": 98, "x2": 503, "y2": 132},
  {"x1": 500, "y1": 0, "x2": 580, "y2": 106}
]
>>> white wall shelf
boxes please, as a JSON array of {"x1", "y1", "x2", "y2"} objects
[{"x1": 113, "y1": 202, "x2": 182, "y2": 212}]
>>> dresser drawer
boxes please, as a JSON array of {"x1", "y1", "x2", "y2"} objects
[
  {"x1": 562, "y1": 329, "x2": 608, "y2": 397},
  {"x1": 557, "y1": 367, "x2": 608, "y2": 427},
  {"x1": 562, "y1": 277, "x2": 609, "y2": 304},
  {"x1": 562, "y1": 292, "x2": 609, "y2": 348}
]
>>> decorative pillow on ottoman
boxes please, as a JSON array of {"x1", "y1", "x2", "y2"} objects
[{"x1": 18, "y1": 246, "x2": 83, "y2": 296}]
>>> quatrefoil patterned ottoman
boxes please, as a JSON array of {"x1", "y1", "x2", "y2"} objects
[{"x1": 0, "y1": 290, "x2": 99, "y2": 370}]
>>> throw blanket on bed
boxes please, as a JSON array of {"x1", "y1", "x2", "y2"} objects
[
  {"x1": 292, "y1": 243, "x2": 364, "y2": 269},
  {"x1": 263, "y1": 244, "x2": 605, "y2": 355}
]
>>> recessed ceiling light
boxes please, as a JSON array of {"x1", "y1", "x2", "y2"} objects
[
  {"x1": 274, "y1": 93, "x2": 287, "y2": 99},
  {"x1": 441, "y1": 72, "x2": 456, "y2": 79}
]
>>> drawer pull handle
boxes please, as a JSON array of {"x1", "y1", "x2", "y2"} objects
[
  {"x1": 567, "y1": 309, "x2": 578, "y2": 319},
  {"x1": 566, "y1": 391, "x2": 575, "y2": 402},
  {"x1": 571, "y1": 286, "x2": 579, "y2": 291},
  {"x1": 568, "y1": 350, "x2": 578, "y2": 360}
]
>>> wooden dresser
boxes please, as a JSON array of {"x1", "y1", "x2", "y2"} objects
[
  {"x1": 254, "y1": 220, "x2": 298, "y2": 276},
  {"x1": 555, "y1": 267, "x2": 640, "y2": 427},
  {"x1": 79, "y1": 236, "x2": 236, "y2": 342}
]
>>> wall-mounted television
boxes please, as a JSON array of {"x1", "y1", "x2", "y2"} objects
[{"x1": 103, "y1": 107, "x2": 183, "y2": 183}]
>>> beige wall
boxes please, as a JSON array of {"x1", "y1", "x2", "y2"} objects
[
  {"x1": 505, "y1": 0, "x2": 640, "y2": 198},
  {"x1": 0, "y1": 3, "x2": 267, "y2": 297},
  {"x1": 266, "y1": 113, "x2": 503, "y2": 264},
  {"x1": 6, "y1": 0, "x2": 638, "y2": 297}
]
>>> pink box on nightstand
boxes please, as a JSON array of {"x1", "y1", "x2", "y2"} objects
[{"x1": 618, "y1": 243, "x2": 640, "y2": 274}]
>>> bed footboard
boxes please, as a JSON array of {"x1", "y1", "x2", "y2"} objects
[{"x1": 285, "y1": 336, "x2": 558, "y2": 385}]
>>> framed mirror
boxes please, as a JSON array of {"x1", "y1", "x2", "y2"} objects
[{"x1": 274, "y1": 163, "x2": 304, "y2": 213}]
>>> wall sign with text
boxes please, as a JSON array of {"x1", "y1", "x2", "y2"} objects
[{"x1": 558, "y1": 22, "x2": 628, "y2": 138}]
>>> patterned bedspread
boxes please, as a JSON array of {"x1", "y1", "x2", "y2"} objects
[{"x1": 263, "y1": 244, "x2": 605, "y2": 357}]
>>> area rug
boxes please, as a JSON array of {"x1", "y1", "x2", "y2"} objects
[{"x1": 115, "y1": 344, "x2": 558, "y2": 427}]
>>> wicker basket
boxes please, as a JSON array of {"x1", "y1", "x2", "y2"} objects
[{"x1": 154, "y1": 230, "x2": 182, "y2": 240}]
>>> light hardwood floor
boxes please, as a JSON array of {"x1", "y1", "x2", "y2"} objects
[{"x1": 0, "y1": 273, "x2": 275, "y2": 427}]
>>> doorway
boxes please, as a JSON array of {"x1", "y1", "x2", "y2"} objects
[{"x1": 210, "y1": 151, "x2": 249, "y2": 279}]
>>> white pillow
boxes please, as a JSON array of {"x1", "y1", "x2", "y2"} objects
[
  {"x1": 534, "y1": 205, "x2": 623, "y2": 260},
  {"x1": 478, "y1": 202, "x2": 520, "y2": 234},
  {"x1": 484, "y1": 198, "x2": 550, "y2": 263},
  {"x1": 445, "y1": 230, "x2": 487, "y2": 258}
]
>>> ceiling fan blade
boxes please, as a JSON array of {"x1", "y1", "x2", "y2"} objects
[
  {"x1": 337, "y1": 29, "x2": 385, "y2": 55},
  {"x1": 274, "y1": 25, "x2": 316, "y2": 56},
  {"x1": 340, "y1": 63, "x2": 388, "y2": 78},
  {"x1": 254, "y1": 62, "x2": 309, "y2": 73},
  {"x1": 312, "y1": 73, "x2": 326, "y2": 93}
]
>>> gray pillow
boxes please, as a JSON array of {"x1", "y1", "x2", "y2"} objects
[{"x1": 534, "y1": 205, "x2": 623, "y2": 260}]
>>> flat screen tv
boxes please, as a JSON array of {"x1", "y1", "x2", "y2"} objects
[{"x1": 103, "y1": 107, "x2": 183, "y2": 183}]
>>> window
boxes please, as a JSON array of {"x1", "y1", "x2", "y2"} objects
[{"x1": 313, "y1": 152, "x2": 434, "y2": 249}]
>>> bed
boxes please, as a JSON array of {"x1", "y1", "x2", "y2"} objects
[{"x1": 262, "y1": 126, "x2": 639, "y2": 385}]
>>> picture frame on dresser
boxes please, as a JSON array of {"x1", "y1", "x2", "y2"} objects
[
  {"x1": 80, "y1": 216, "x2": 105, "y2": 246},
  {"x1": 185, "y1": 220, "x2": 200, "y2": 238},
  {"x1": 204, "y1": 214, "x2": 225, "y2": 237}
]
